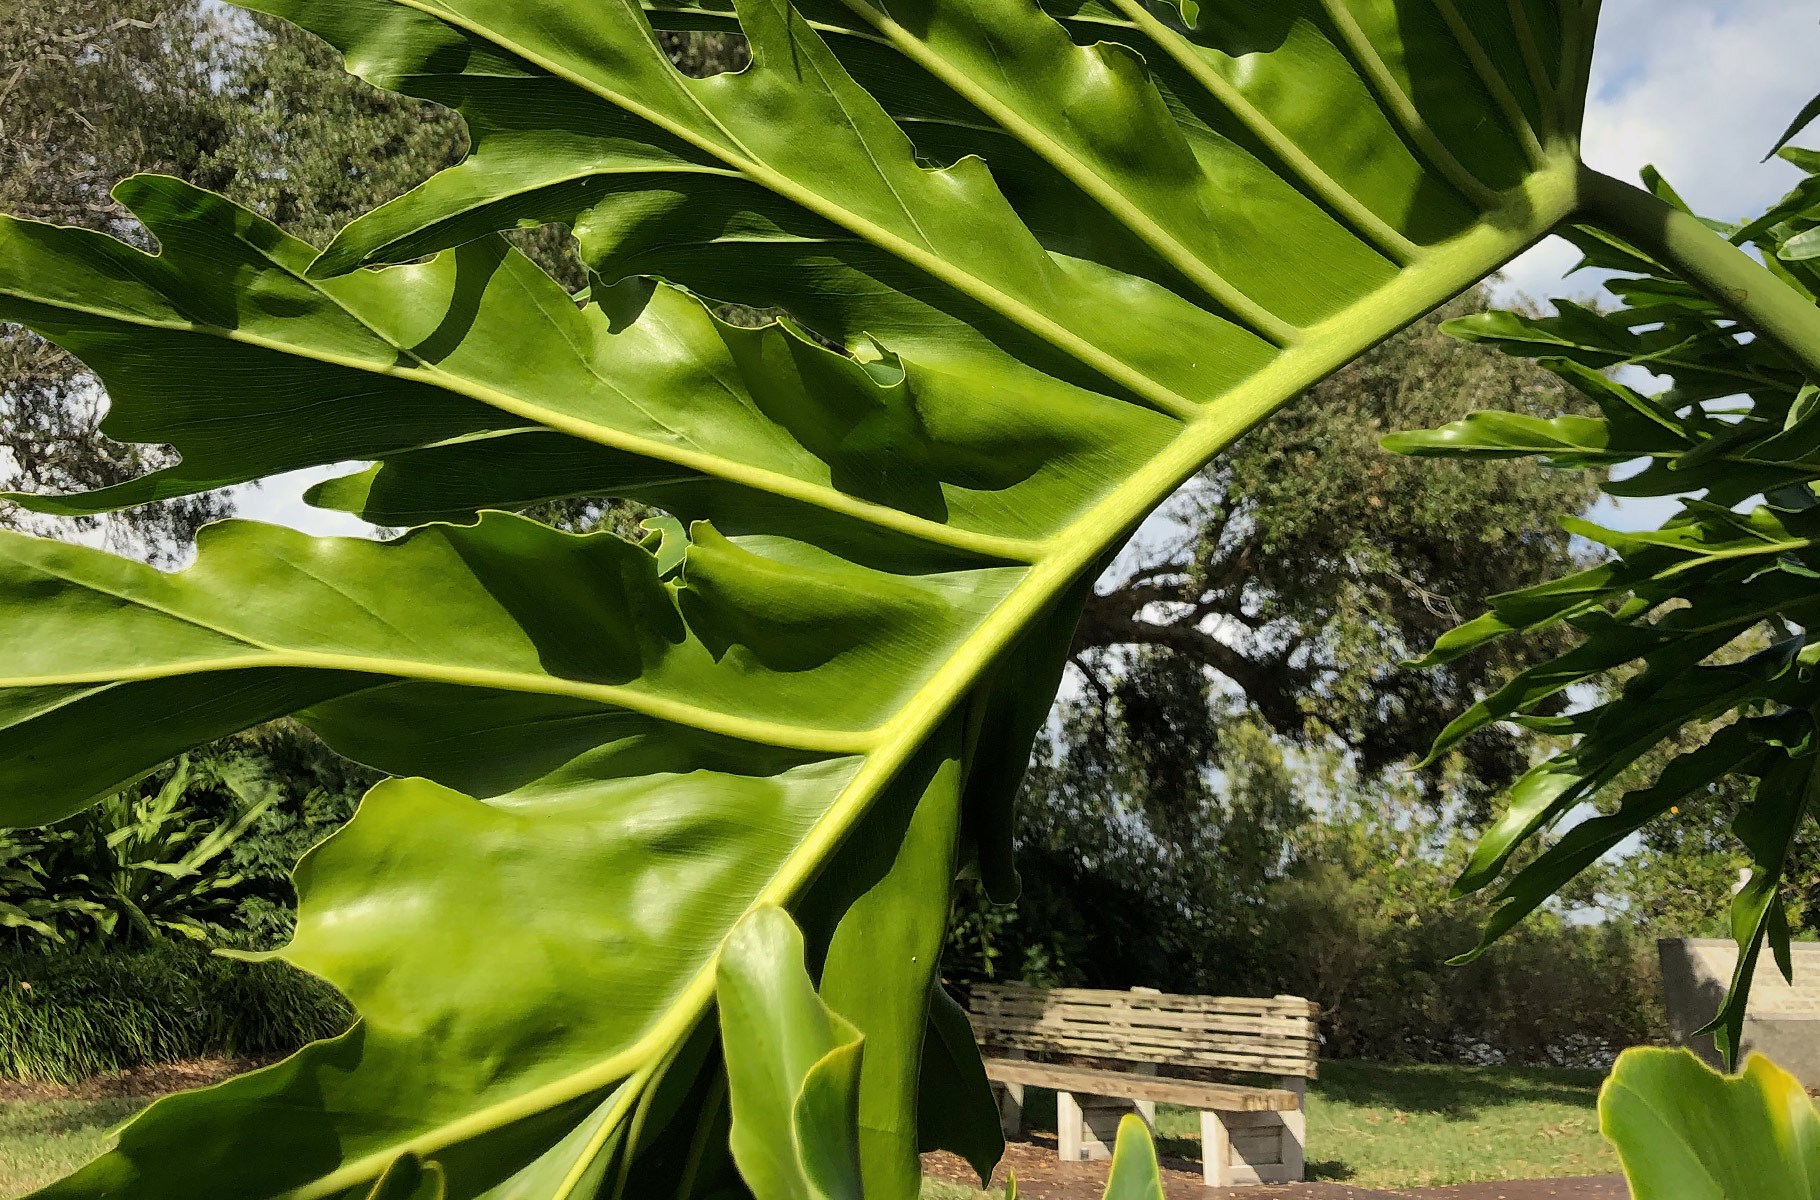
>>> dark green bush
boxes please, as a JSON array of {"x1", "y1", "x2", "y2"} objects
[{"x1": 0, "y1": 942, "x2": 352, "y2": 1083}]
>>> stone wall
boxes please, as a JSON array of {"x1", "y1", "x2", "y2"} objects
[{"x1": 1658, "y1": 938, "x2": 1820, "y2": 1084}]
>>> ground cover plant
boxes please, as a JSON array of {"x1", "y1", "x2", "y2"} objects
[
  {"x1": 3, "y1": 1, "x2": 1820, "y2": 1198},
  {"x1": 0, "y1": 943, "x2": 351, "y2": 1084}
]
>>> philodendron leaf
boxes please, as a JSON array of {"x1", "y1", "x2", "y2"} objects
[
  {"x1": 1100, "y1": 1116, "x2": 1167, "y2": 1200},
  {"x1": 916, "y1": 984, "x2": 1005, "y2": 1187},
  {"x1": 719, "y1": 905, "x2": 866, "y2": 1200},
  {"x1": 0, "y1": 1, "x2": 1626, "y2": 1197},
  {"x1": 1601, "y1": 1048, "x2": 1820, "y2": 1200}
]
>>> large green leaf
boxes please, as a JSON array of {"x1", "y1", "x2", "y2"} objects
[
  {"x1": 0, "y1": 1, "x2": 1694, "y2": 1196},
  {"x1": 1601, "y1": 1048, "x2": 1820, "y2": 1200}
]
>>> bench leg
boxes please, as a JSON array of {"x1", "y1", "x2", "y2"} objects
[
  {"x1": 996, "y1": 1080, "x2": 1025, "y2": 1138},
  {"x1": 1279, "y1": 1076, "x2": 1307, "y2": 1183},
  {"x1": 1058, "y1": 1091, "x2": 1084, "y2": 1162},
  {"x1": 1132, "y1": 1062, "x2": 1157, "y2": 1125},
  {"x1": 995, "y1": 1048, "x2": 1026, "y2": 1138},
  {"x1": 1058, "y1": 1092, "x2": 1136, "y2": 1162},
  {"x1": 1201, "y1": 1110, "x2": 1231, "y2": 1187}
]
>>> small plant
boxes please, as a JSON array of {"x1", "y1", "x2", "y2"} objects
[{"x1": 0, "y1": 943, "x2": 352, "y2": 1084}]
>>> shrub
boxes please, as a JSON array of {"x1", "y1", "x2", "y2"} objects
[
  {"x1": 1263, "y1": 862, "x2": 1666, "y2": 1067},
  {"x1": 0, "y1": 942, "x2": 352, "y2": 1084}
]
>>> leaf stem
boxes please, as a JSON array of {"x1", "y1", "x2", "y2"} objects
[{"x1": 1580, "y1": 167, "x2": 1820, "y2": 384}]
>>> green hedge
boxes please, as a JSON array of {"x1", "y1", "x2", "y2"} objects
[{"x1": 0, "y1": 943, "x2": 353, "y2": 1083}]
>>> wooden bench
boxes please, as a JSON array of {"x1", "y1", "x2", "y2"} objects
[{"x1": 969, "y1": 983, "x2": 1320, "y2": 1187}]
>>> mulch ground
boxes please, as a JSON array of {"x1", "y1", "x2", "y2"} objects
[
  {"x1": 922, "y1": 1140, "x2": 1628, "y2": 1200},
  {"x1": 0, "y1": 1056, "x2": 260, "y2": 1102}
]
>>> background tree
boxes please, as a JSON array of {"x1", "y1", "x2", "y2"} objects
[
  {"x1": 944, "y1": 293, "x2": 1623, "y2": 1058},
  {"x1": 1075, "y1": 290, "x2": 1604, "y2": 810}
]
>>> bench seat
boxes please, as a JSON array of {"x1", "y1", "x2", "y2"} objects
[{"x1": 981, "y1": 1058, "x2": 1300, "y2": 1113}]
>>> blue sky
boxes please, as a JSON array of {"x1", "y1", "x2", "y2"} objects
[{"x1": 236, "y1": 0, "x2": 1820, "y2": 539}]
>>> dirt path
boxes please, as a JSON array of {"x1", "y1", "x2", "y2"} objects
[{"x1": 923, "y1": 1141, "x2": 1628, "y2": 1200}]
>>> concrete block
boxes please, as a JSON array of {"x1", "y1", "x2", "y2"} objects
[{"x1": 1659, "y1": 937, "x2": 1820, "y2": 1086}]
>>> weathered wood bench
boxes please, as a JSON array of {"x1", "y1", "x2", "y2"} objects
[{"x1": 969, "y1": 983, "x2": 1320, "y2": 1187}]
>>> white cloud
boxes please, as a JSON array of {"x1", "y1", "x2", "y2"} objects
[{"x1": 1500, "y1": 0, "x2": 1820, "y2": 301}]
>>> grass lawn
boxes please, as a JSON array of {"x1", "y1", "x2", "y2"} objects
[
  {"x1": 921, "y1": 1059, "x2": 1617, "y2": 1196},
  {"x1": 1194, "y1": 1059, "x2": 1615, "y2": 1188},
  {"x1": 0, "y1": 1062, "x2": 1614, "y2": 1197},
  {"x1": 0, "y1": 1097, "x2": 149, "y2": 1199}
]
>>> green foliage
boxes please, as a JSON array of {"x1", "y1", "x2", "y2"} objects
[
  {"x1": 0, "y1": 942, "x2": 351, "y2": 1085},
  {"x1": 1264, "y1": 802, "x2": 1664, "y2": 1066},
  {"x1": 0, "y1": 723, "x2": 373, "y2": 952},
  {"x1": 2, "y1": 1, "x2": 1816, "y2": 1197},
  {"x1": 0, "y1": 755, "x2": 271, "y2": 949},
  {"x1": 944, "y1": 678, "x2": 1306, "y2": 993},
  {"x1": 1391, "y1": 147, "x2": 1820, "y2": 1065},
  {"x1": 1600, "y1": 1048, "x2": 1820, "y2": 1200},
  {"x1": 210, "y1": 722, "x2": 380, "y2": 947}
]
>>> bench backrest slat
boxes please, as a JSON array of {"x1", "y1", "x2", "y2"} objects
[{"x1": 970, "y1": 983, "x2": 1320, "y2": 1079}]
